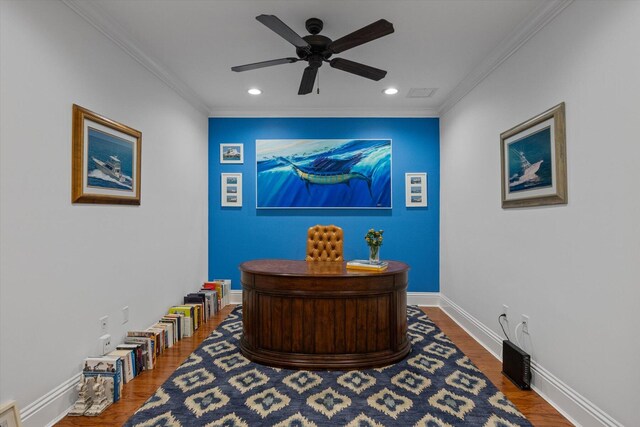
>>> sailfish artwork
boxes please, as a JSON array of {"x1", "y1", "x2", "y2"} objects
[{"x1": 278, "y1": 154, "x2": 373, "y2": 197}]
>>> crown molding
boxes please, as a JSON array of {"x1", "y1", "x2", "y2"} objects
[
  {"x1": 61, "y1": 0, "x2": 211, "y2": 115},
  {"x1": 209, "y1": 107, "x2": 439, "y2": 118},
  {"x1": 437, "y1": 0, "x2": 574, "y2": 115},
  {"x1": 62, "y1": 0, "x2": 572, "y2": 119}
]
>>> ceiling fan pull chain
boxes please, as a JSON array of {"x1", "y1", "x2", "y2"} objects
[{"x1": 317, "y1": 69, "x2": 320, "y2": 95}]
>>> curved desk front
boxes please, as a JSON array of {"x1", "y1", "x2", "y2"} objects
[{"x1": 239, "y1": 259, "x2": 410, "y2": 370}]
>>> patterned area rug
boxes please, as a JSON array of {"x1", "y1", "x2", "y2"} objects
[{"x1": 125, "y1": 306, "x2": 532, "y2": 426}]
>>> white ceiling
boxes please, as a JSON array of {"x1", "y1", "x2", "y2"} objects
[{"x1": 63, "y1": 0, "x2": 571, "y2": 117}]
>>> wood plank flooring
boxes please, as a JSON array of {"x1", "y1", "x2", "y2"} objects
[
  {"x1": 421, "y1": 307, "x2": 572, "y2": 426},
  {"x1": 55, "y1": 305, "x2": 572, "y2": 426}
]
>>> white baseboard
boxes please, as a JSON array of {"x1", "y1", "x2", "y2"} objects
[
  {"x1": 407, "y1": 292, "x2": 440, "y2": 306},
  {"x1": 20, "y1": 373, "x2": 80, "y2": 427},
  {"x1": 229, "y1": 289, "x2": 242, "y2": 305},
  {"x1": 439, "y1": 294, "x2": 622, "y2": 427}
]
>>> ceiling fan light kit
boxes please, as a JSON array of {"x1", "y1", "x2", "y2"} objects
[
  {"x1": 231, "y1": 15, "x2": 394, "y2": 95},
  {"x1": 247, "y1": 88, "x2": 262, "y2": 95}
]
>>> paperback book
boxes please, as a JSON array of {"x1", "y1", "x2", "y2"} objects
[{"x1": 346, "y1": 260, "x2": 389, "y2": 271}]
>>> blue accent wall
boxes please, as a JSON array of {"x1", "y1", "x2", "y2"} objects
[{"x1": 209, "y1": 117, "x2": 439, "y2": 292}]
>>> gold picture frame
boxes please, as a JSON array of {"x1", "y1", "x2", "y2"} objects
[
  {"x1": 72, "y1": 104, "x2": 142, "y2": 205},
  {"x1": 0, "y1": 401, "x2": 22, "y2": 427},
  {"x1": 500, "y1": 103, "x2": 567, "y2": 208}
]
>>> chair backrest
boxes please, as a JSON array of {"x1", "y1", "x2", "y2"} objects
[{"x1": 306, "y1": 225, "x2": 344, "y2": 262}]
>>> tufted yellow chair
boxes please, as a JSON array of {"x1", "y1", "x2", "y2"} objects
[{"x1": 305, "y1": 225, "x2": 344, "y2": 262}]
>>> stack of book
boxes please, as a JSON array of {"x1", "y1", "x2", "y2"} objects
[
  {"x1": 346, "y1": 259, "x2": 389, "y2": 271},
  {"x1": 203, "y1": 279, "x2": 231, "y2": 310},
  {"x1": 72, "y1": 279, "x2": 234, "y2": 416}
]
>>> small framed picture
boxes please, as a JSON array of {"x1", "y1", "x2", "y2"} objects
[
  {"x1": 500, "y1": 103, "x2": 567, "y2": 208},
  {"x1": 0, "y1": 401, "x2": 22, "y2": 427},
  {"x1": 405, "y1": 173, "x2": 427, "y2": 207},
  {"x1": 220, "y1": 143, "x2": 243, "y2": 164},
  {"x1": 221, "y1": 173, "x2": 242, "y2": 207},
  {"x1": 72, "y1": 104, "x2": 142, "y2": 205}
]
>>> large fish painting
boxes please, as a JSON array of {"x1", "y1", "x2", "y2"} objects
[{"x1": 256, "y1": 139, "x2": 391, "y2": 209}]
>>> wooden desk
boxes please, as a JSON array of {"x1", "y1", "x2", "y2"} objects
[{"x1": 239, "y1": 259, "x2": 410, "y2": 369}]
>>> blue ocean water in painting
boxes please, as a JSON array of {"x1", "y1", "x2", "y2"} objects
[
  {"x1": 87, "y1": 128, "x2": 134, "y2": 191},
  {"x1": 507, "y1": 127, "x2": 552, "y2": 193},
  {"x1": 257, "y1": 139, "x2": 391, "y2": 208}
]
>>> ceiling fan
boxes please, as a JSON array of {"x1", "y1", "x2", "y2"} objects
[{"x1": 231, "y1": 15, "x2": 394, "y2": 95}]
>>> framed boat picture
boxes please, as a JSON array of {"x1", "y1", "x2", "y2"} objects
[
  {"x1": 221, "y1": 173, "x2": 242, "y2": 207},
  {"x1": 405, "y1": 173, "x2": 427, "y2": 207},
  {"x1": 500, "y1": 103, "x2": 567, "y2": 208},
  {"x1": 72, "y1": 104, "x2": 142, "y2": 205},
  {"x1": 220, "y1": 143, "x2": 243, "y2": 164},
  {"x1": 256, "y1": 139, "x2": 392, "y2": 209}
]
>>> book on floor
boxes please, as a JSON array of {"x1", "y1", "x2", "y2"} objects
[
  {"x1": 182, "y1": 303, "x2": 202, "y2": 330},
  {"x1": 108, "y1": 349, "x2": 135, "y2": 383},
  {"x1": 127, "y1": 331, "x2": 157, "y2": 367},
  {"x1": 168, "y1": 306, "x2": 194, "y2": 337},
  {"x1": 124, "y1": 336, "x2": 154, "y2": 370},
  {"x1": 116, "y1": 343, "x2": 144, "y2": 375}
]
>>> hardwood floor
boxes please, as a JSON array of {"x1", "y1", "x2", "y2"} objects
[
  {"x1": 421, "y1": 307, "x2": 572, "y2": 426},
  {"x1": 55, "y1": 305, "x2": 572, "y2": 426}
]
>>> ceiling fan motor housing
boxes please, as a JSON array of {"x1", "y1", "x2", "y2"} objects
[
  {"x1": 305, "y1": 17, "x2": 323, "y2": 34},
  {"x1": 297, "y1": 35, "x2": 333, "y2": 63}
]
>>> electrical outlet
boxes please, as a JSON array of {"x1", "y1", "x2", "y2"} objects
[
  {"x1": 122, "y1": 306, "x2": 129, "y2": 324},
  {"x1": 100, "y1": 334, "x2": 112, "y2": 355},
  {"x1": 99, "y1": 315, "x2": 109, "y2": 333},
  {"x1": 502, "y1": 304, "x2": 509, "y2": 317},
  {"x1": 521, "y1": 314, "x2": 530, "y2": 334}
]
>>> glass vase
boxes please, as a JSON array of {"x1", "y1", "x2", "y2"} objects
[{"x1": 368, "y1": 245, "x2": 380, "y2": 264}]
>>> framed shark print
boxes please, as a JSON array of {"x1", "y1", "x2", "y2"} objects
[
  {"x1": 256, "y1": 139, "x2": 391, "y2": 209},
  {"x1": 500, "y1": 103, "x2": 567, "y2": 208},
  {"x1": 72, "y1": 104, "x2": 141, "y2": 205}
]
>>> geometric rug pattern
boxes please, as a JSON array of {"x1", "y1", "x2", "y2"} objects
[{"x1": 124, "y1": 306, "x2": 532, "y2": 426}]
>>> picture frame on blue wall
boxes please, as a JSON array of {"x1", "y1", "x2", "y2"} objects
[
  {"x1": 500, "y1": 103, "x2": 567, "y2": 208},
  {"x1": 221, "y1": 173, "x2": 242, "y2": 207},
  {"x1": 72, "y1": 104, "x2": 142, "y2": 205},
  {"x1": 256, "y1": 139, "x2": 392, "y2": 209},
  {"x1": 220, "y1": 143, "x2": 244, "y2": 164},
  {"x1": 405, "y1": 173, "x2": 427, "y2": 207}
]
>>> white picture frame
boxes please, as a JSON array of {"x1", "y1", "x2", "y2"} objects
[
  {"x1": 405, "y1": 173, "x2": 427, "y2": 207},
  {"x1": 0, "y1": 401, "x2": 22, "y2": 427},
  {"x1": 221, "y1": 173, "x2": 242, "y2": 207},
  {"x1": 220, "y1": 143, "x2": 244, "y2": 164}
]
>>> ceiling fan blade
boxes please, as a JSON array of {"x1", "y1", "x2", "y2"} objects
[
  {"x1": 329, "y1": 58, "x2": 387, "y2": 81},
  {"x1": 231, "y1": 57, "x2": 299, "y2": 72},
  {"x1": 256, "y1": 15, "x2": 310, "y2": 50},
  {"x1": 298, "y1": 66, "x2": 318, "y2": 95},
  {"x1": 328, "y1": 19, "x2": 394, "y2": 54}
]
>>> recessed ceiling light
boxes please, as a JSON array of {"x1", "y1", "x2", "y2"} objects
[
  {"x1": 248, "y1": 88, "x2": 262, "y2": 95},
  {"x1": 383, "y1": 87, "x2": 398, "y2": 95}
]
